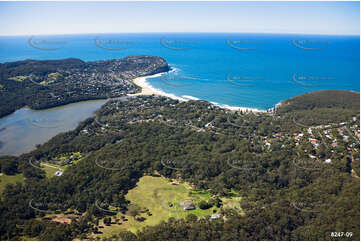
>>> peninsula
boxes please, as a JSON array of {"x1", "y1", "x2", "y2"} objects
[{"x1": 0, "y1": 56, "x2": 169, "y2": 118}]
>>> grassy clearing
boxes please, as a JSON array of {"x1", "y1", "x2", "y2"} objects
[
  {"x1": 8, "y1": 75, "x2": 28, "y2": 82},
  {"x1": 93, "y1": 176, "x2": 223, "y2": 239},
  {"x1": 40, "y1": 72, "x2": 62, "y2": 85},
  {"x1": 54, "y1": 152, "x2": 82, "y2": 165},
  {"x1": 41, "y1": 163, "x2": 63, "y2": 178},
  {"x1": 40, "y1": 152, "x2": 83, "y2": 178},
  {"x1": 0, "y1": 173, "x2": 24, "y2": 194}
]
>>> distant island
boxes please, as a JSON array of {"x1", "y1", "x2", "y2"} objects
[{"x1": 0, "y1": 56, "x2": 169, "y2": 118}]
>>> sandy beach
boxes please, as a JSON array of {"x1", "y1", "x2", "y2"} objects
[{"x1": 128, "y1": 73, "x2": 266, "y2": 113}]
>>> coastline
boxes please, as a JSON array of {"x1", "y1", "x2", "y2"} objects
[
  {"x1": 128, "y1": 73, "x2": 188, "y2": 102},
  {"x1": 128, "y1": 73, "x2": 266, "y2": 113}
]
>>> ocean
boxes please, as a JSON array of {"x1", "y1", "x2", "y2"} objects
[{"x1": 0, "y1": 33, "x2": 359, "y2": 111}]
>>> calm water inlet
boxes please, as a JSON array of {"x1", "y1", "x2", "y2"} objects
[{"x1": 0, "y1": 99, "x2": 107, "y2": 156}]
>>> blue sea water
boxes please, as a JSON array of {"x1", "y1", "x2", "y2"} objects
[{"x1": 0, "y1": 33, "x2": 359, "y2": 110}]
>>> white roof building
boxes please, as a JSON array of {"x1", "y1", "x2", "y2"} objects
[
  {"x1": 325, "y1": 159, "x2": 332, "y2": 163},
  {"x1": 211, "y1": 214, "x2": 221, "y2": 219}
]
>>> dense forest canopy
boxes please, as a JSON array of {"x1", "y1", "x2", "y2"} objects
[
  {"x1": 0, "y1": 87, "x2": 359, "y2": 240},
  {"x1": 277, "y1": 90, "x2": 360, "y2": 113}
]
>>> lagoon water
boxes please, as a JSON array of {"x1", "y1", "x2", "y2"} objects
[
  {"x1": 0, "y1": 100, "x2": 106, "y2": 156},
  {"x1": 0, "y1": 33, "x2": 359, "y2": 155}
]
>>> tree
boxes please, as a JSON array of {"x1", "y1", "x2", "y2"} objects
[
  {"x1": 0, "y1": 157, "x2": 18, "y2": 175},
  {"x1": 127, "y1": 204, "x2": 140, "y2": 218},
  {"x1": 198, "y1": 200, "x2": 212, "y2": 210},
  {"x1": 186, "y1": 214, "x2": 198, "y2": 223}
]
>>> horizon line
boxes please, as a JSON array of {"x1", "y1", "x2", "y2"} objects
[{"x1": 0, "y1": 31, "x2": 359, "y2": 37}]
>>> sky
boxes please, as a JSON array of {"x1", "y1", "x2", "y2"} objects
[{"x1": 0, "y1": 1, "x2": 359, "y2": 36}]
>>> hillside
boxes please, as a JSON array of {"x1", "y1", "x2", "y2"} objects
[
  {"x1": 0, "y1": 56, "x2": 169, "y2": 118},
  {"x1": 0, "y1": 93, "x2": 359, "y2": 240},
  {"x1": 277, "y1": 90, "x2": 360, "y2": 113}
]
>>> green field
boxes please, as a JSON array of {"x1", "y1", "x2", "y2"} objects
[
  {"x1": 53, "y1": 152, "x2": 82, "y2": 164},
  {"x1": 93, "y1": 176, "x2": 224, "y2": 239},
  {"x1": 40, "y1": 72, "x2": 62, "y2": 85},
  {"x1": 0, "y1": 173, "x2": 24, "y2": 194},
  {"x1": 8, "y1": 75, "x2": 28, "y2": 82},
  {"x1": 42, "y1": 152, "x2": 83, "y2": 178},
  {"x1": 41, "y1": 163, "x2": 63, "y2": 178}
]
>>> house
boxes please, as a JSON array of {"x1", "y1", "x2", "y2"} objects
[
  {"x1": 309, "y1": 138, "x2": 319, "y2": 145},
  {"x1": 325, "y1": 159, "x2": 331, "y2": 163},
  {"x1": 205, "y1": 122, "x2": 213, "y2": 128},
  {"x1": 184, "y1": 203, "x2": 195, "y2": 210},
  {"x1": 55, "y1": 171, "x2": 63, "y2": 176},
  {"x1": 338, "y1": 128, "x2": 344, "y2": 135},
  {"x1": 210, "y1": 214, "x2": 221, "y2": 219},
  {"x1": 170, "y1": 181, "x2": 179, "y2": 185},
  {"x1": 51, "y1": 217, "x2": 72, "y2": 224},
  {"x1": 307, "y1": 128, "x2": 313, "y2": 135}
]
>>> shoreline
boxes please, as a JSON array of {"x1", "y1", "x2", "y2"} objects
[
  {"x1": 128, "y1": 72, "x2": 189, "y2": 102},
  {"x1": 128, "y1": 73, "x2": 266, "y2": 113}
]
